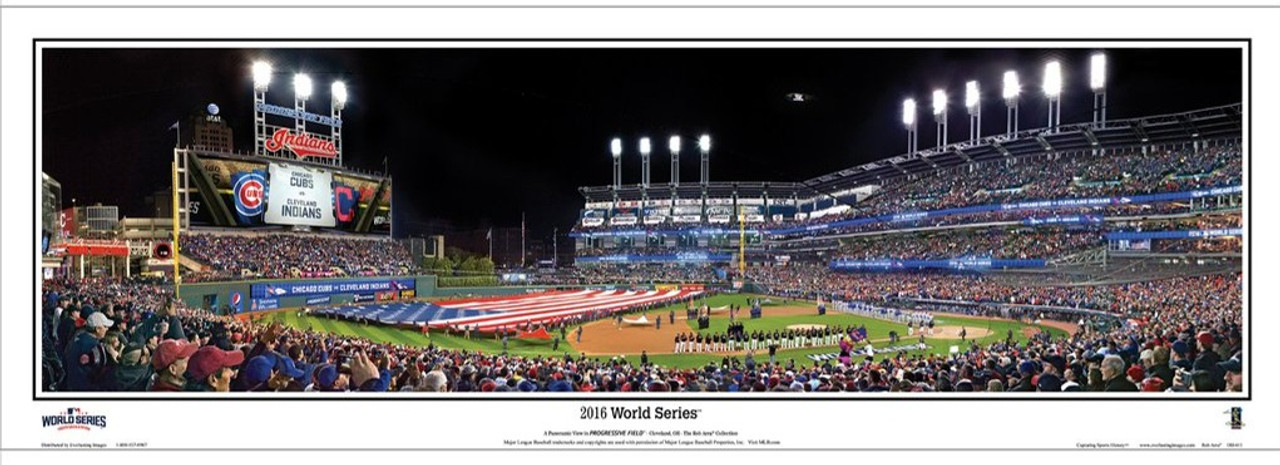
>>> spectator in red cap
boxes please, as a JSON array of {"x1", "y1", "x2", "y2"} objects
[
  {"x1": 1126, "y1": 364, "x2": 1146, "y2": 385},
  {"x1": 1140, "y1": 377, "x2": 1165, "y2": 392},
  {"x1": 1193, "y1": 331, "x2": 1224, "y2": 391},
  {"x1": 151, "y1": 339, "x2": 199, "y2": 392},
  {"x1": 187, "y1": 345, "x2": 245, "y2": 392}
]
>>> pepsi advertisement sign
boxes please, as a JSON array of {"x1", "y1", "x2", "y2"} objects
[{"x1": 251, "y1": 278, "x2": 415, "y2": 298}]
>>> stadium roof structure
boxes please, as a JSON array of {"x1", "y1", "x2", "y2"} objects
[
  {"x1": 802, "y1": 103, "x2": 1242, "y2": 194},
  {"x1": 576, "y1": 103, "x2": 1241, "y2": 203}
]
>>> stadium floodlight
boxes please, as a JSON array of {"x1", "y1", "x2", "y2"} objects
[
  {"x1": 639, "y1": 137, "x2": 651, "y2": 155},
  {"x1": 699, "y1": 134, "x2": 711, "y2": 152},
  {"x1": 965, "y1": 81, "x2": 980, "y2": 112},
  {"x1": 331, "y1": 81, "x2": 348, "y2": 108},
  {"x1": 1043, "y1": 61, "x2": 1062, "y2": 98},
  {"x1": 1003, "y1": 70, "x2": 1021, "y2": 135},
  {"x1": 903, "y1": 98, "x2": 918, "y2": 154},
  {"x1": 1044, "y1": 61, "x2": 1063, "y2": 130},
  {"x1": 611, "y1": 138, "x2": 623, "y2": 157},
  {"x1": 965, "y1": 81, "x2": 982, "y2": 141},
  {"x1": 1091, "y1": 53, "x2": 1109, "y2": 126},
  {"x1": 294, "y1": 73, "x2": 313, "y2": 100},
  {"x1": 669, "y1": 135, "x2": 681, "y2": 154},
  {"x1": 932, "y1": 90, "x2": 949, "y2": 147},
  {"x1": 1090, "y1": 53, "x2": 1107, "y2": 90},
  {"x1": 252, "y1": 61, "x2": 272, "y2": 90},
  {"x1": 1002, "y1": 71, "x2": 1020, "y2": 101}
]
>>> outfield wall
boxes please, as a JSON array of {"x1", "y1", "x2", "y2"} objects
[{"x1": 178, "y1": 275, "x2": 439, "y2": 313}]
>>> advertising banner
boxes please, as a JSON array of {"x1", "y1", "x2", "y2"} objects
[
  {"x1": 829, "y1": 258, "x2": 1046, "y2": 271},
  {"x1": 580, "y1": 209, "x2": 606, "y2": 227},
  {"x1": 353, "y1": 293, "x2": 376, "y2": 303},
  {"x1": 707, "y1": 206, "x2": 733, "y2": 224},
  {"x1": 305, "y1": 295, "x2": 332, "y2": 306},
  {"x1": 1106, "y1": 228, "x2": 1243, "y2": 241},
  {"x1": 376, "y1": 290, "x2": 398, "y2": 301},
  {"x1": 610, "y1": 207, "x2": 639, "y2": 226},
  {"x1": 60, "y1": 208, "x2": 76, "y2": 239},
  {"x1": 251, "y1": 278, "x2": 416, "y2": 298},
  {"x1": 399, "y1": 290, "x2": 417, "y2": 299},
  {"x1": 575, "y1": 253, "x2": 733, "y2": 264},
  {"x1": 264, "y1": 162, "x2": 336, "y2": 227},
  {"x1": 643, "y1": 207, "x2": 669, "y2": 225},
  {"x1": 250, "y1": 298, "x2": 280, "y2": 311},
  {"x1": 1022, "y1": 214, "x2": 1104, "y2": 227}
]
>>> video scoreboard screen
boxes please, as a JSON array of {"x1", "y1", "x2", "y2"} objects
[{"x1": 189, "y1": 154, "x2": 391, "y2": 234}]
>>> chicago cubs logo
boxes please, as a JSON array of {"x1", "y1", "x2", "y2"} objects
[{"x1": 233, "y1": 172, "x2": 266, "y2": 217}]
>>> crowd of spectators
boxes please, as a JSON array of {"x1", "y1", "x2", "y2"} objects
[
  {"x1": 836, "y1": 228, "x2": 1103, "y2": 260},
  {"x1": 181, "y1": 233, "x2": 416, "y2": 282},
  {"x1": 41, "y1": 262, "x2": 1241, "y2": 393}
]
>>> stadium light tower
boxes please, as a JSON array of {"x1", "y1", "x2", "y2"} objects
[
  {"x1": 639, "y1": 137, "x2": 652, "y2": 189},
  {"x1": 251, "y1": 61, "x2": 272, "y2": 156},
  {"x1": 331, "y1": 81, "x2": 347, "y2": 165},
  {"x1": 669, "y1": 135, "x2": 681, "y2": 187},
  {"x1": 1003, "y1": 70, "x2": 1020, "y2": 135},
  {"x1": 1044, "y1": 61, "x2": 1062, "y2": 131},
  {"x1": 611, "y1": 138, "x2": 623, "y2": 190},
  {"x1": 699, "y1": 134, "x2": 711, "y2": 186},
  {"x1": 965, "y1": 81, "x2": 981, "y2": 142},
  {"x1": 902, "y1": 98, "x2": 918, "y2": 154},
  {"x1": 1091, "y1": 52, "x2": 1108, "y2": 127},
  {"x1": 293, "y1": 73, "x2": 312, "y2": 135},
  {"x1": 932, "y1": 89, "x2": 948, "y2": 148}
]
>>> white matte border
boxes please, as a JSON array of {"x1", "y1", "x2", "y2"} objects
[{"x1": 2, "y1": 4, "x2": 1275, "y2": 457}]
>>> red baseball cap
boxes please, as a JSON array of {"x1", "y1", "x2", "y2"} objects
[
  {"x1": 152, "y1": 339, "x2": 199, "y2": 370},
  {"x1": 187, "y1": 346, "x2": 246, "y2": 381},
  {"x1": 1141, "y1": 377, "x2": 1165, "y2": 392},
  {"x1": 1197, "y1": 331, "x2": 1215, "y2": 347},
  {"x1": 1126, "y1": 365, "x2": 1145, "y2": 382}
]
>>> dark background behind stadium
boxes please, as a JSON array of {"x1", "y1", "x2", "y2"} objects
[{"x1": 42, "y1": 47, "x2": 1241, "y2": 254}]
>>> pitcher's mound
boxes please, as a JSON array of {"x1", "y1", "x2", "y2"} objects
[
  {"x1": 787, "y1": 324, "x2": 828, "y2": 331},
  {"x1": 925, "y1": 326, "x2": 992, "y2": 340}
]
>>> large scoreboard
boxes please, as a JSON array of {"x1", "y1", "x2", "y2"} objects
[{"x1": 187, "y1": 153, "x2": 391, "y2": 234}]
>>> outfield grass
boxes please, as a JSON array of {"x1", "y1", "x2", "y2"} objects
[{"x1": 265, "y1": 294, "x2": 1069, "y2": 370}]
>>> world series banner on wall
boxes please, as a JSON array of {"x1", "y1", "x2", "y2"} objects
[{"x1": 264, "y1": 162, "x2": 336, "y2": 227}]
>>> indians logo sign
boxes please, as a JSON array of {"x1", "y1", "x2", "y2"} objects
[
  {"x1": 232, "y1": 172, "x2": 266, "y2": 217},
  {"x1": 42, "y1": 408, "x2": 107, "y2": 431},
  {"x1": 264, "y1": 128, "x2": 338, "y2": 160}
]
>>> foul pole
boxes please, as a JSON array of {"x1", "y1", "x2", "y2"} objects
[
  {"x1": 171, "y1": 160, "x2": 182, "y2": 300},
  {"x1": 738, "y1": 205, "x2": 746, "y2": 276}
]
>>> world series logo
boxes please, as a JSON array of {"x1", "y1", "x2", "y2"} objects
[{"x1": 41, "y1": 408, "x2": 108, "y2": 432}]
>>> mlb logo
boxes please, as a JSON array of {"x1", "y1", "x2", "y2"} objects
[{"x1": 67, "y1": 408, "x2": 81, "y2": 415}]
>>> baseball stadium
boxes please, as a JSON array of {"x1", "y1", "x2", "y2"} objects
[{"x1": 39, "y1": 47, "x2": 1244, "y2": 395}]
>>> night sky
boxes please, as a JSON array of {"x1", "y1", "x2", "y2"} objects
[{"x1": 41, "y1": 47, "x2": 1242, "y2": 239}]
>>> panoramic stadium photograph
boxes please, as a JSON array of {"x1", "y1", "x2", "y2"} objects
[{"x1": 37, "y1": 45, "x2": 1245, "y2": 396}]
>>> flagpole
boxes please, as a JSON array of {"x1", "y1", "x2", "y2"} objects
[{"x1": 521, "y1": 212, "x2": 526, "y2": 269}]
